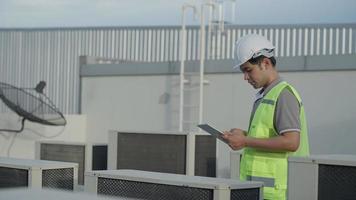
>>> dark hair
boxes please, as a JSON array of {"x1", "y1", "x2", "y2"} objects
[{"x1": 248, "y1": 56, "x2": 276, "y2": 67}]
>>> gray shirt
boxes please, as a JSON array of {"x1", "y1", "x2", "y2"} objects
[{"x1": 250, "y1": 78, "x2": 301, "y2": 135}]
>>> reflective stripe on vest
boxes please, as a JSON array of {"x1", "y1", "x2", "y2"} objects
[
  {"x1": 240, "y1": 81, "x2": 310, "y2": 200},
  {"x1": 246, "y1": 175, "x2": 275, "y2": 187}
]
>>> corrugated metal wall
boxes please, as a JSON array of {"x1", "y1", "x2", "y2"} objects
[{"x1": 0, "y1": 24, "x2": 355, "y2": 114}]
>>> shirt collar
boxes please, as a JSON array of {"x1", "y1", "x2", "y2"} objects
[{"x1": 254, "y1": 77, "x2": 283, "y2": 101}]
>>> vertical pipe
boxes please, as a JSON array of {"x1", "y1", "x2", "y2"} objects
[
  {"x1": 231, "y1": 0, "x2": 236, "y2": 23},
  {"x1": 180, "y1": 4, "x2": 197, "y2": 132},
  {"x1": 179, "y1": 12, "x2": 186, "y2": 132},
  {"x1": 199, "y1": 3, "x2": 214, "y2": 126},
  {"x1": 181, "y1": 4, "x2": 198, "y2": 177},
  {"x1": 199, "y1": 4, "x2": 206, "y2": 127}
]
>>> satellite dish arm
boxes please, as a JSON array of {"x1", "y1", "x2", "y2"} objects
[
  {"x1": 0, "y1": 118, "x2": 25, "y2": 133},
  {"x1": 35, "y1": 81, "x2": 46, "y2": 94}
]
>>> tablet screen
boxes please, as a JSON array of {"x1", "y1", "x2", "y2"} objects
[{"x1": 197, "y1": 124, "x2": 228, "y2": 144}]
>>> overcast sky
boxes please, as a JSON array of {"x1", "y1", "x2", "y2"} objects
[{"x1": 1, "y1": 0, "x2": 356, "y2": 28}]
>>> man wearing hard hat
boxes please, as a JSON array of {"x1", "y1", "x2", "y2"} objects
[{"x1": 222, "y1": 34, "x2": 310, "y2": 200}]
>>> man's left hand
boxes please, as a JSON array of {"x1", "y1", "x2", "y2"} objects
[{"x1": 222, "y1": 128, "x2": 247, "y2": 150}]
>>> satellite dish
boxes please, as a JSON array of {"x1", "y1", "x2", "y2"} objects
[{"x1": 0, "y1": 81, "x2": 66, "y2": 133}]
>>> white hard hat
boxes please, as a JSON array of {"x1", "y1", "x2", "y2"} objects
[{"x1": 233, "y1": 34, "x2": 275, "y2": 70}]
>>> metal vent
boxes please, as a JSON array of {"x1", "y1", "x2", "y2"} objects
[
  {"x1": 97, "y1": 177, "x2": 213, "y2": 200},
  {"x1": 231, "y1": 188, "x2": 260, "y2": 200},
  {"x1": 42, "y1": 168, "x2": 74, "y2": 190},
  {"x1": 116, "y1": 132, "x2": 186, "y2": 174},
  {"x1": 0, "y1": 167, "x2": 28, "y2": 188},
  {"x1": 40, "y1": 143, "x2": 85, "y2": 185},
  {"x1": 92, "y1": 145, "x2": 107, "y2": 170},
  {"x1": 195, "y1": 135, "x2": 216, "y2": 177},
  {"x1": 318, "y1": 164, "x2": 356, "y2": 200}
]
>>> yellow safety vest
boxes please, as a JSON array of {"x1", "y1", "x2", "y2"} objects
[{"x1": 240, "y1": 81, "x2": 310, "y2": 200}]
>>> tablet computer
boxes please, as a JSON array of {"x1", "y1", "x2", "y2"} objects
[{"x1": 197, "y1": 124, "x2": 228, "y2": 144}]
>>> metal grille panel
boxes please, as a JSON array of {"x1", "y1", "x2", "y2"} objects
[
  {"x1": 318, "y1": 164, "x2": 356, "y2": 200},
  {"x1": 0, "y1": 167, "x2": 28, "y2": 188},
  {"x1": 42, "y1": 168, "x2": 74, "y2": 190},
  {"x1": 40, "y1": 143, "x2": 85, "y2": 185},
  {"x1": 116, "y1": 132, "x2": 186, "y2": 174},
  {"x1": 92, "y1": 145, "x2": 108, "y2": 170},
  {"x1": 231, "y1": 188, "x2": 260, "y2": 200},
  {"x1": 1, "y1": 24, "x2": 355, "y2": 114},
  {"x1": 195, "y1": 135, "x2": 216, "y2": 177},
  {"x1": 98, "y1": 177, "x2": 213, "y2": 200}
]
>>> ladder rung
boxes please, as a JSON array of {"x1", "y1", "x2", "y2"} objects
[
  {"x1": 183, "y1": 121, "x2": 199, "y2": 124},
  {"x1": 183, "y1": 81, "x2": 209, "y2": 85},
  {"x1": 184, "y1": 72, "x2": 200, "y2": 76},
  {"x1": 183, "y1": 105, "x2": 199, "y2": 108},
  {"x1": 183, "y1": 87, "x2": 200, "y2": 91}
]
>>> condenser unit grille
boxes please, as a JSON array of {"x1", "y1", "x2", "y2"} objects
[
  {"x1": 195, "y1": 135, "x2": 216, "y2": 177},
  {"x1": 40, "y1": 143, "x2": 85, "y2": 185},
  {"x1": 92, "y1": 145, "x2": 107, "y2": 170},
  {"x1": 0, "y1": 167, "x2": 28, "y2": 188},
  {"x1": 116, "y1": 133, "x2": 186, "y2": 174},
  {"x1": 318, "y1": 164, "x2": 356, "y2": 200},
  {"x1": 231, "y1": 188, "x2": 260, "y2": 200},
  {"x1": 42, "y1": 168, "x2": 74, "y2": 190},
  {"x1": 97, "y1": 177, "x2": 213, "y2": 200}
]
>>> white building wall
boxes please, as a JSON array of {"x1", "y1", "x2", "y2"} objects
[{"x1": 0, "y1": 114, "x2": 87, "y2": 159}]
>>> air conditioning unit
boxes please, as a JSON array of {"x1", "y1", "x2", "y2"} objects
[
  {"x1": 108, "y1": 130, "x2": 216, "y2": 177},
  {"x1": 91, "y1": 143, "x2": 108, "y2": 171},
  {"x1": 230, "y1": 151, "x2": 242, "y2": 179},
  {"x1": 288, "y1": 154, "x2": 356, "y2": 200},
  {"x1": 35, "y1": 141, "x2": 108, "y2": 185},
  {"x1": 0, "y1": 157, "x2": 78, "y2": 190},
  {"x1": 0, "y1": 188, "x2": 133, "y2": 200},
  {"x1": 85, "y1": 169, "x2": 263, "y2": 200}
]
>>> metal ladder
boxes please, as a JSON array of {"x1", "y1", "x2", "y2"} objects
[
  {"x1": 179, "y1": 0, "x2": 235, "y2": 132},
  {"x1": 179, "y1": 4, "x2": 214, "y2": 132},
  {"x1": 179, "y1": 1, "x2": 235, "y2": 176}
]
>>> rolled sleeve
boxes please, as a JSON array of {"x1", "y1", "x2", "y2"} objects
[{"x1": 275, "y1": 89, "x2": 301, "y2": 135}]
